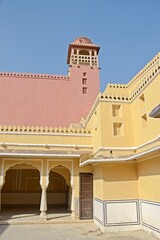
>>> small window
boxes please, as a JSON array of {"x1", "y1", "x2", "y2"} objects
[
  {"x1": 139, "y1": 94, "x2": 145, "y2": 109},
  {"x1": 113, "y1": 122, "x2": 123, "y2": 136},
  {"x1": 141, "y1": 114, "x2": 147, "y2": 129},
  {"x1": 82, "y1": 78, "x2": 87, "y2": 85},
  {"x1": 112, "y1": 104, "x2": 122, "y2": 117},
  {"x1": 82, "y1": 87, "x2": 87, "y2": 94},
  {"x1": 139, "y1": 94, "x2": 145, "y2": 101},
  {"x1": 83, "y1": 72, "x2": 87, "y2": 76}
]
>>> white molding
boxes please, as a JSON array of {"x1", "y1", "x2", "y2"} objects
[
  {"x1": 93, "y1": 135, "x2": 160, "y2": 155},
  {"x1": 141, "y1": 199, "x2": 160, "y2": 238},
  {"x1": 0, "y1": 132, "x2": 92, "y2": 137},
  {"x1": 80, "y1": 145, "x2": 160, "y2": 166},
  {"x1": 0, "y1": 142, "x2": 92, "y2": 149},
  {"x1": 105, "y1": 200, "x2": 140, "y2": 226},
  {"x1": 0, "y1": 153, "x2": 81, "y2": 158}
]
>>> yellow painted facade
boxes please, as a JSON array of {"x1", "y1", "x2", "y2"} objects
[{"x1": 0, "y1": 38, "x2": 160, "y2": 237}]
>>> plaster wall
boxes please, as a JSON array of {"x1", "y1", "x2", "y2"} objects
[
  {"x1": 131, "y1": 74, "x2": 160, "y2": 146},
  {"x1": 93, "y1": 163, "x2": 140, "y2": 233},
  {"x1": 137, "y1": 157, "x2": 160, "y2": 238},
  {"x1": 0, "y1": 132, "x2": 92, "y2": 147},
  {"x1": 100, "y1": 102, "x2": 134, "y2": 147},
  {"x1": 102, "y1": 163, "x2": 138, "y2": 200},
  {"x1": 93, "y1": 164, "x2": 104, "y2": 199},
  {"x1": 138, "y1": 157, "x2": 160, "y2": 202},
  {"x1": 86, "y1": 103, "x2": 102, "y2": 153}
]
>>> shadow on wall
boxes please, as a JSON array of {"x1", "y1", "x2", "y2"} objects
[
  {"x1": 94, "y1": 163, "x2": 138, "y2": 181},
  {"x1": 137, "y1": 157, "x2": 160, "y2": 177}
]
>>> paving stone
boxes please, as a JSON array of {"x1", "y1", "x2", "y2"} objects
[{"x1": 0, "y1": 223, "x2": 158, "y2": 240}]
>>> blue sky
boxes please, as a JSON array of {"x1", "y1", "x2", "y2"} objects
[{"x1": 0, "y1": 0, "x2": 159, "y2": 91}]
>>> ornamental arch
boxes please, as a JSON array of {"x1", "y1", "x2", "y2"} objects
[
  {"x1": 47, "y1": 164, "x2": 71, "y2": 212},
  {"x1": 1, "y1": 162, "x2": 41, "y2": 208}
]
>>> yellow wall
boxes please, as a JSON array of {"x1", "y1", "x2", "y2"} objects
[
  {"x1": 138, "y1": 157, "x2": 160, "y2": 201},
  {"x1": 131, "y1": 74, "x2": 160, "y2": 146},
  {"x1": 86, "y1": 103, "x2": 102, "y2": 153},
  {"x1": 93, "y1": 163, "x2": 138, "y2": 200},
  {"x1": 93, "y1": 164, "x2": 104, "y2": 199},
  {"x1": 100, "y1": 102, "x2": 134, "y2": 147}
]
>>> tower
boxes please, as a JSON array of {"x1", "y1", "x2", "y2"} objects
[
  {"x1": 67, "y1": 37, "x2": 100, "y2": 121},
  {"x1": 67, "y1": 36, "x2": 100, "y2": 67}
]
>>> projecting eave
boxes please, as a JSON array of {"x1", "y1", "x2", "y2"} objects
[
  {"x1": 80, "y1": 145, "x2": 160, "y2": 166},
  {"x1": 80, "y1": 135, "x2": 160, "y2": 166}
]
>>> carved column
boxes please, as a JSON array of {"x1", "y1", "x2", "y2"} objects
[
  {"x1": 0, "y1": 186, "x2": 2, "y2": 219},
  {"x1": 67, "y1": 186, "x2": 71, "y2": 212},
  {"x1": 71, "y1": 185, "x2": 75, "y2": 219},
  {"x1": 0, "y1": 176, "x2": 5, "y2": 220},
  {"x1": 40, "y1": 186, "x2": 47, "y2": 220}
]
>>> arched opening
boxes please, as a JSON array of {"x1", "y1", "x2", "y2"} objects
[
  {"x1": 79, "y1": 49, "x2": 89, "y2": 55},
  {"x1": 47, "y1": 165, "x2": 71, "y2": 218},
  {"x1": 1, "y1": 163, "x2": 41, "y2": 221}
]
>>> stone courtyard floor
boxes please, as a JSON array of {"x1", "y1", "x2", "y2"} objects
[
  {"x1": 0, "y1": 208, "x2": 158, "y2": 240},
  {"x1": 0, "y1": 223, "x2": 158, "y2": 240}
]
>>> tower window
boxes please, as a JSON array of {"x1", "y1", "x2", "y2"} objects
[
  {"x1": 113, "y1": 122, "x2": 123, "y2": 136},
  {"x1": 82, "y1": 78, "x2": 87, "y2": 85},
  {"x1": 83, "y1": 72, "x2": 87, "y2": 76},
  {"x1": 141, "y1": 114, "x2": 147, "y2": 129},
  {"x1": 112, "y1": 104, "x2": 122, "y2": 117},
  {"x1": 82, "y1": 87, "x2": 87, "y2": 94}
]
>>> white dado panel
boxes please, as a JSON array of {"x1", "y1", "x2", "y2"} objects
[
  {"x1": 141, "y1": 200, "x2": 160, "y2": 234},
  {"x1": 104, "y1": 200, "x2": 140, "y2": 226},
  {"x1": 94, "y1": 198, "x2": 104, "y2": 225}
]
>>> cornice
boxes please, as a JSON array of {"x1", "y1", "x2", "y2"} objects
[
  {"x1": 0, "y1": 72, "x2": 69, "y2": 80},
  {"x1": 0, "y1": 125, "x2": 92, "y2": 136}
]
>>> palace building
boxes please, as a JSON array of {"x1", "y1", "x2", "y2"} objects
[{"x1": 0, "y1": 37, "x2": 160, "y2": 238}]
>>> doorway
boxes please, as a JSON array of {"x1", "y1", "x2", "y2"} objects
[{"x1": 79, "y1": 173, "x2": 93, "y2": 219}]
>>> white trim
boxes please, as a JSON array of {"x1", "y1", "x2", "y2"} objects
[
  {"x1": 80, "y1": 145, "x2": 160, "y2": 166},
  {"x1": 0, "y1": 142, "x2": 92, "y2": 149},
  {"x1": 93, "y1": 135, "x2": 160, "y2": 155},
  {"x1": 0, "y1": 132, "x2": 91, "y2": 137},
  {"x1": 0, "y1": 153, "x2": 81, "y2": 158}
]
